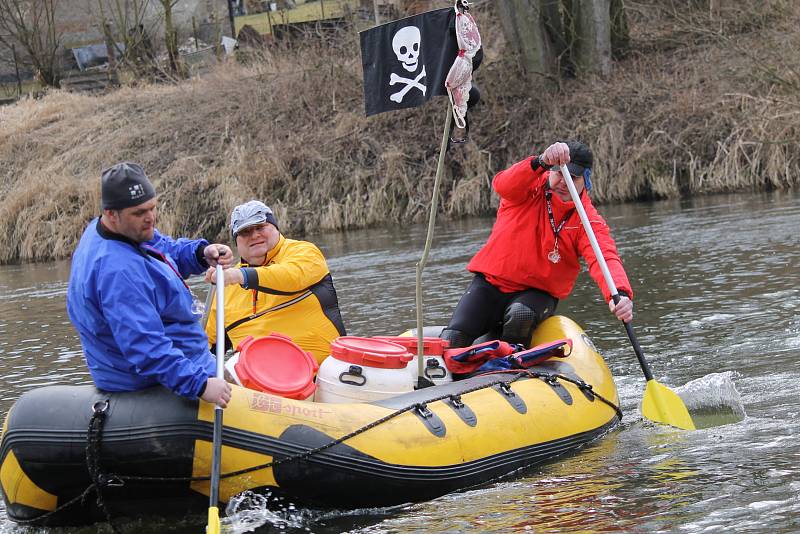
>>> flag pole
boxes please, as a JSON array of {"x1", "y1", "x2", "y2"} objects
[{"x1": 415, "y1": 102, "x2": 452, "y2": 388}]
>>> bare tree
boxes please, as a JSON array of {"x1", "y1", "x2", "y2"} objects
[
  {"x1": 496, "y1": 0, "x2": 558, "y2": 86},
  {"x1": 610, "y1": 0, "x2": 629, "y2": 59},
  {"x1": 92, "y1": 0, "x2": 187, "y2": 79},
  {"x1": 0, "y1": 0, "x2": 62, "y2": 87},
  {"x1": 93, "y1": 0, "x2": 157, "y2": 75},
  {"x1": 159, "y1": 0, "x2": 182, "y2": 76},
  {"x1": 570, "y1": 0, "x2": 612, "y2": 76},
  {"x1": 497, "y1": 0, "x2": 629, "y2": 82}
]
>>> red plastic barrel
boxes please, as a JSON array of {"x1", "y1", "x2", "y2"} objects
[
  {"x1": 234, "y1": 333, "x2": 318, "y2": 400},
  {"x1": 329, "y1": 336, "x2": 413, "y2": 369}
]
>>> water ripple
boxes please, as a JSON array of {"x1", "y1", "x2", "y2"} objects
[{"x1": 1, "y1": 193, "x2": 799, "y2": 532}]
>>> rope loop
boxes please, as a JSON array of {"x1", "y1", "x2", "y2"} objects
[
  {"x1": 92, "y1": 399, "x2": 109, "y2": 414},
  {"x1": 86, "y1": 398, "x2": 122, "y2": 534}
]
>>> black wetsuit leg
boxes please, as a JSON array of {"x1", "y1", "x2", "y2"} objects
[
  {"x1": 501, "y1": 289, "x2": 558, "y2": 346},
  {"x1": 441, "y1": 274, "x2": 508, "y2": 348}
]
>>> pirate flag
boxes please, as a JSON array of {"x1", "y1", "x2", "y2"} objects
[{"x1": 361, "y1": 7, "x2": 462, "y2": 117}]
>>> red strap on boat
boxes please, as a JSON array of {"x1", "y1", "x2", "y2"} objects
[
  {"x1": 443, "y1": 340, "x2": 515, "y2": 374},
  {"x1": 444, "y1": 338, "x2": 572, "y2": 375},
  {"x1": 506, "y1": 339, "x2": 572, "y2": 369}
]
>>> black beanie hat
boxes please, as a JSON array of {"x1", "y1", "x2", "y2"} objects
[
  {"x1": 564, "y1": 140, "x2": 593, "y2": 177},
  {"x1": 101, "y1": 162, "x2": 156, "y2": 210}
]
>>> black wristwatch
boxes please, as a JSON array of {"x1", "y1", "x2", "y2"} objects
[{"x1": 531, "y1": 155, "x2": 548, "y2": 171}]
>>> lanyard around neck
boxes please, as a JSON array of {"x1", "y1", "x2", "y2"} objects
[
  {"x1": 141, "y1": 245, "x2": 191, "y2": 291},
  {"x1": 545, "y1": 190, "x2": 575, "y2": 239},
  {"x1": 242, "y1": 256, "x2": 270, "y2": 314}
]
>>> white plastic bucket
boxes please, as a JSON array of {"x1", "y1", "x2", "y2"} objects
[
  {"x1": 313, "y1": 336, "x2": 414, "y2": 404},
  {"x1": 225, "y1": 352, "x2": 243, "y2": 386},
  {"x1": 407, "y1": 355, "x2": 453, "y2": 386},
  {"x1": 372, "y1": 336, "x2": 453, "y2": 386}
]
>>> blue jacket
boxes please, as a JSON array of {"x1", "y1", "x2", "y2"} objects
[{"x1": 67, "y1": 218, "x2": 215, "y2": 398}]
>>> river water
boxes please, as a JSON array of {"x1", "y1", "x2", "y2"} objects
[{"x1": 0, "y1": 191, "x2": 798, "y2": 533}]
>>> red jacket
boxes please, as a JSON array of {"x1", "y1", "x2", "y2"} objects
[{"x1": 467, "y1": 156, "x2": 633, "y2": 302}]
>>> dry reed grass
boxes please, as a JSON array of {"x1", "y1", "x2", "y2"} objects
[{"x1": 0, "y1": 0, "x2": 798, "y2": 263}]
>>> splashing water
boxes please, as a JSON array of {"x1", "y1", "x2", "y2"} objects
[
  {"x1": 675, "y1": 371, "x2": 746, "y2": 429},
  {"x1": 222, "y1": 490, "x2": 412, "y2": 533},
  {"x1": 224, "y1": 491, "x2": 312, "y2": 533}
]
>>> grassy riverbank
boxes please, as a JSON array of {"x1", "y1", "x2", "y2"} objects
[{"x1": 0, "y1": 0, "x2": 798, "y2": 264}]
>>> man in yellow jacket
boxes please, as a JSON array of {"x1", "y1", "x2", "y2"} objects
[{"x1": 205, "y1": 200, "x2": 346, "y2": 364}]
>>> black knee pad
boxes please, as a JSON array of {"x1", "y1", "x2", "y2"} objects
[
  {"x1": 440, "y1": 328, "x2": 475, "y2": 349},
  {"x1": 502, "y1": 302, "x2": 537, "y2": 346}
]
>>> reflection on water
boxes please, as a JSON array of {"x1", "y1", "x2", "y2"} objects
[
  {"x1": 0, "y1": 261, "x2": 89, "y2": 405},
  {"x1": 0, "y1": 191, "x2": 799, "y2": 533}
]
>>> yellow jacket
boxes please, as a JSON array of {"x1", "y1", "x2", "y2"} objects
[{"x1": 206, "y1": 235, "x2": 346, "y2": 364}]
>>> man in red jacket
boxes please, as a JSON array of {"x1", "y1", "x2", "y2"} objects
[{"x1": 441, "y1": 140, "x2": 634, "y2": 348}]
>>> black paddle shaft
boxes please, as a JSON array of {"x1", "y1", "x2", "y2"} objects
[
  {"x1": 209, "y1": 408, "x2": 223, "y2": 506},
  {"x1": 612, "y1": 294, "x2": 655, "y2": 382}
]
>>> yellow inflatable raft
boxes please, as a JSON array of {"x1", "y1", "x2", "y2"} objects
[{"x1": 0, "y1": 316, "x2": 620, "y2": 527}]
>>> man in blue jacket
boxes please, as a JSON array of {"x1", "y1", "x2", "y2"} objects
[{"x1": 67, "y1": 162, "x2": 233, "y2": 406}]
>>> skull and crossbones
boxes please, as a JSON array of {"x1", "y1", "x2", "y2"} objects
[{"x1": 389, "y1": 26, "x2": 426, "y2": 103}]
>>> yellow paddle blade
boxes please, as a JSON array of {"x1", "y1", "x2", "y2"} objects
[
  {"x1": 207, "y1": 506, "x2": 221, "y2": 534},
  {"x1": 641, "y1": 379, "x2": 696, "y2": 430}
]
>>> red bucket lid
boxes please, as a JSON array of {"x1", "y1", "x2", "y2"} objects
[
  {"x1": 330, "y1": 336, "x2": 412, "y2": 369},
  {"x1": 234, "y1": 334, "x2": 318, "y2": 400},
  {"x1": 372, "y1": 336, "x2": 449, "y2": 356}
]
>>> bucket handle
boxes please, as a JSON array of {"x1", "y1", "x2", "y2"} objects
[
  {"x1": 339, "y1": 365, "x2": 367, "y2": 387},
  {"x1": 424, "y1": 360, "x2": 447, "y2": 380}
]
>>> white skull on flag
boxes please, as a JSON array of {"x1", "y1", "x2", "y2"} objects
[
  {"x1": 389, "y1": 26, "x2": 427, "y2": 103},
  {"x1": 392, "y1": 26, "x2": 421, "y2": 73}
]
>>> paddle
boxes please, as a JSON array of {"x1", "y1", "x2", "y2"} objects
[
  {"x1": 199, "y1": 285, "x2": 216, "y2": 330},
  {"x1": 207, "y1": 265, "x2": 226, "y2": 534},
  {"x1": 560, "y1": 164, "x2": 695, "y2": 431}
]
